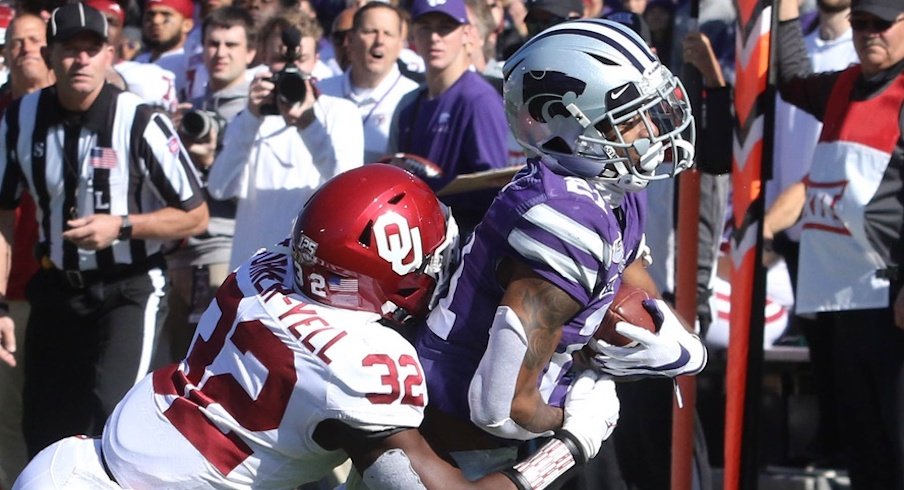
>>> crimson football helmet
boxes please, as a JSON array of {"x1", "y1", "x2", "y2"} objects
[{"x1": 291, "y1": 165, "x2": 459, "y2": 325}]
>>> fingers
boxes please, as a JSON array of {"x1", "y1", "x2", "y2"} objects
[{"x1": 0, "y1": 320, "x2": 16, "y2": 368}]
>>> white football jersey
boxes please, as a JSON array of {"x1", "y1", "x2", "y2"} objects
[{"x1": 103, "y1": 244, "x2": 427, "y2": 489}]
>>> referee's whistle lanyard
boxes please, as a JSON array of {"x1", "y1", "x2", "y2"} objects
[{"x1": 59, "y1": 130, "x2": 111, "y2": 221}]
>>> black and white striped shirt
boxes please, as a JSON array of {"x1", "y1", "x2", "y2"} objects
[{"x1": 0, "y1": 83, "x2": 205, "y2": 272}]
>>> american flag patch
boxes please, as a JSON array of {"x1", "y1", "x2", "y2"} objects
[
  {"x1": 90, "y1": 147, "x2": 117, "y2": 169},
  {"x1": 328, "y1": 277, "x2": 358, "y2": 293},
  {"x1": 167, "y1": 136, "x2": 180, "y2": 154}
]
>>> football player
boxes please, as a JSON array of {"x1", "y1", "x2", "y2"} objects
[
  {"x1": 414, "y1": 19, "x2": 708, "y2": 477},
  {"x1": 13, "y1": 165, "x2": 619, "y2": 490}
]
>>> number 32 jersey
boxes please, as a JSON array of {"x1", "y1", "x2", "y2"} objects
[{"x1": 103, "y1": 244, "x2": 427, "y2": 489}]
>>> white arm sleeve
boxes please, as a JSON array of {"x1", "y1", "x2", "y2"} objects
[{"x1": 468, "y1": 306, "x2": 553, "y2": 441}]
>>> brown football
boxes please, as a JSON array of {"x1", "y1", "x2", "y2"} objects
[{"x1": 594, "y1": 284, "x2": 659, "y2": 347}]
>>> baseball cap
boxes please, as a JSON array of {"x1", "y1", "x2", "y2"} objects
[
  {"x1": 604, "y1": 11, "x2": 653, "y2": 46},
  {"x1": 410, "y1": 0, "x2": 470, "y2": 24},
  {"x1": 524, "y1": 0, "x2": 584, "y2": 20},
  {"x1": 851, "y1": 0, "x2": 904, "y2": 22},
  {"x1": 47, "y1": 3, "x2": 109, "y2": 44},
  {"x1": 145, "y1": 0, "x2": 195, "y2": 20},
  {"x1": 85, "y1": 0, "x2": 126, "y2": 26}
]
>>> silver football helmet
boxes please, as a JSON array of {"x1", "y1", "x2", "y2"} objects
[{"x1": 503, "y1": 19, "x2": 695, "y2": 190}]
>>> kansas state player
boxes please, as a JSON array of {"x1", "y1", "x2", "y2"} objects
[
  {"x1": 415, "y1": 19, "x2": 708, "y2": 476},
  {"x1": 14, "y1": 165, "x2": 619, "y2": 490}
]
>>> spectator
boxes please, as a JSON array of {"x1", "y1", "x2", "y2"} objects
[
  {"x1": 327, "y1": 6, "x2": 357, "y2": 72},
  {"x1": 0, "y1": 3, "x2": 208, "y2": 457},
  {"x1": 775, "y1": 0, "x2": 904, "y2": 486},
  {"x1": 86, "y1": 0, "x2": 180, "y2": 112},
  {"x1": 13, "y1": 165, "x2": 618, "y2": 490},
  {"x1": 644, "y1": 0, "x2": 677, "y2": 70},
  {"x1": 414, "y1": 19, "x2": 706, "y2": 479},
  {"x1": 160, "y1": 6, "x2": 257, "y2": 365},
  {"x1": 247, "y1": 0, "x2": 282, "y2": 31},
  {"x1": 0, "y1": 11, "x2": 54, "y2": 489},
  {"x1": 464, "y1": 0, "x2": 504, "y2": 84},
  {"x1": 135, "y1": 0, "x2": 195, "y2": 99},
  {"x1": 207, "y1": 10, "x2": 363, "y2": 270},
  {"x1": 523, "y1": 0, "x2": 583, "y2": 37},
  {"x1": 389, "y1": 0, "x2": 509, "y2": 234},
  {"x1": 319, "y1": 3, "x2": 419, "y2": 162}
]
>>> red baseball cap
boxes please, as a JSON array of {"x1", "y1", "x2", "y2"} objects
[
  {"x1": 84, "y1": 0, "x2": 125, "y2": 26},
  {"x1": 145, "y1": 0, "x2": 195, "y2": 20}
]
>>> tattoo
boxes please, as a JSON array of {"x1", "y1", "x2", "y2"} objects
[{"x1": 511, "y1": 277, "x2": 579, "y2": 371}]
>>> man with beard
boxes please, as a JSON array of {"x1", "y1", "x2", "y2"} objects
[
  {"x1": 87, "y1": 0, "x2": 179, "y2": 112},
  {"x1": 318, "y1": 3, "x2": 419, "y2": 162},
  {"x1": 135, "y1": 0, "x2": 195, "y2": 100}
]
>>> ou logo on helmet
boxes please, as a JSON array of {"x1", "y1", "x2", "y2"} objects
[{"x1": 374, "y1": 211, "x2": 424, "y2": 275}]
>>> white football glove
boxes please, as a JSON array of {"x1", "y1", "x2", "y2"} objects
[
  {"x1": 560, "y1": 370, "x2": 619, "y2": 462},
  {"x1": 589, "y1": 299, "x2": 707, "y2": 379}
]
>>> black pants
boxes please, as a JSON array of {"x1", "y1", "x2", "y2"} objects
[
  {"x1": 21, "y1": 268, "x2": 168, "y2": 458},
  {"x1": 822, "y1": 307, "x2": 904, "y2": 490}
]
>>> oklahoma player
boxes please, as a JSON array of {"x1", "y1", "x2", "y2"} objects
[{"x1": 14, "y1": 165, "x2": 619, "y2": 490}]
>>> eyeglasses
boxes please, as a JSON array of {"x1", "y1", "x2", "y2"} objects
[{"x1": 850, "y1": 15, "x2": 903, "y2": 33}]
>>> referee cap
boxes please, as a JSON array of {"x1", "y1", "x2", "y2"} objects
[{"x1": 47, "y1": 3, "x2": 109, "y2": 44}]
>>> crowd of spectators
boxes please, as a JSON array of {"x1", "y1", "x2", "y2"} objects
[{"x1": 0, "y1": 0, "x2": 899, "y2": 488}]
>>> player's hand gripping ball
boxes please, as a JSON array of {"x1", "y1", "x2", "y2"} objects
[{"x1": 594, "y1": 284, "x2": 659, "y2": 347}]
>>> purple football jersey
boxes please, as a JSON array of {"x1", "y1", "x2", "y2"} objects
[{"x1": 415, "y1": 159, "x2": 647, "y2": 423}]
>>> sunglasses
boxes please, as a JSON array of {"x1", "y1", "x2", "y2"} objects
[{"x1": 850, "y1": 15, "x2": 903, "y2": 33}]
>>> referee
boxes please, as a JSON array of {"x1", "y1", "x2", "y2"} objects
[{"x1": 0, "y1": 4, "x2": 208, "y2": 457}]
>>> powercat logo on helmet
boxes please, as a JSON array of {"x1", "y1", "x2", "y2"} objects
[{"x1": 523, "y1": 70, "x2": 588, "y2": 123}]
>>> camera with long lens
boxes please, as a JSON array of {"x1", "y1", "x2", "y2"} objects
[
  {"x1": 260, "y1": 26, "x2": 310, "y2": 116},
  {"x1": 180, "y1": 109, "x2": 226, "y2": 146}
]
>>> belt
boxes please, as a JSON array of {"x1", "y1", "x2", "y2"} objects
[{"x1": 42, "y1": 254, "x2": 166, "y2": 289}]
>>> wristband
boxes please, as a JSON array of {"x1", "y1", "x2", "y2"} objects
[
  {"x1": 117, "y1": 215, "x2": 132, "y2": 241},
  {"x1": 501, "y1": 435, "x2": 579, "y2": 490}
]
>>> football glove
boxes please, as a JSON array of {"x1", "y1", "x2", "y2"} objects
[{"x1": 588, "y1": 299, "x2": 707, "y2": 379}]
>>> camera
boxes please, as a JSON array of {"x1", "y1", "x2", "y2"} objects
[
  {"x1": 260, "y1": 26, "x2": 310, "y2": 116},
  {"x1": 180, "y1": 109, "x2": 226, "y2": 146},
  {"x1": 260, "y1": 66, "x2": 309, "y2": 115}
]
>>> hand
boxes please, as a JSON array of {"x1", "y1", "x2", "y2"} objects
[
  {"x1": 169, "y1": 102, "x2": 193, "y2": 132},
  {"x1": 248, "y1": 70, "x2": 276, "y2": 118},
  {"x1": 590, "y1": 299, "x2": 707, "y2": 378},
  {"x1": 560, "y1": 370, "x2": 619, "y2": 462},
  {"x1": 682, "y1": 32, "x2": 725, "y2": 88},
  {"x1": 62, "y1": 214, "x2": 124, "y2": 250},
  {"x1": 278, "y1": 79, "x2": 317, "y2": 129},
  {"x1": 185, "y1": 124, "x2": 219, "y2": 170},
  {"x1": 0, "y1": 313, "x2": 16, "y2": 367}
]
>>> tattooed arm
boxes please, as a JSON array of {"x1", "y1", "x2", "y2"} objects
[{"x1": 468, "y1": 257, "x2": 582, "y2": 435}]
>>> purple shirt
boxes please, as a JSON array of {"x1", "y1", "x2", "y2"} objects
[
  {"x1": 395, "y1": 70, "x2": 509, "y2": 229},
  {"x1": 415, "y1": 160, "x2": 647, "y2": 422}
]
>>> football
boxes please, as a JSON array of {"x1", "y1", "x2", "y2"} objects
[
  {"x1": 377, "y1": 153, "x2": 444, "y2": 183},
  {"x1": 593, "y1": 284, "x2": 659, "y2": 347}
]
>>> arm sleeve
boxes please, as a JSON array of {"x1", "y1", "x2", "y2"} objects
[
  {"x1": 462, "y1": 91, "x2": 509, "y2": 173},
  {"x1": 207, "y1": 110, "x2": 261, "y2": 200},
  {"x1": 775, "y1": 19, "x2": 839, "y2": 120},
  {"x1": 303, "y1": 98, "x2": 363, "y2": 172},
  {"x1": 0, "y1": 110, "x2": 22, "y2": 210}
]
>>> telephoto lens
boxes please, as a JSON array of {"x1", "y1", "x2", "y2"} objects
[{"x1": 180, "y1": 110, "x2": 225, "y2": 142}]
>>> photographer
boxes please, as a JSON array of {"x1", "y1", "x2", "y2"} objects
[
  {"x1": 207, "y1": 10, "x2": 363, "y2": 270},
  {"x1": 157, "y1": 6, "x2": 259, "y2": 364}
]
